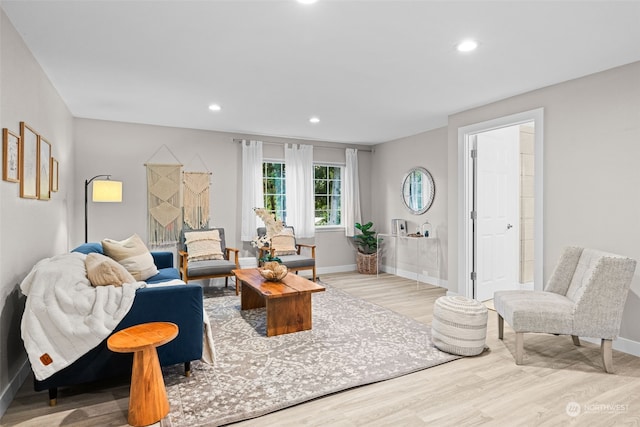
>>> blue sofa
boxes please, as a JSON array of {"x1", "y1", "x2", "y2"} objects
[{"x1": 33, "y1": 243, "x2": 204, "y2": 406}]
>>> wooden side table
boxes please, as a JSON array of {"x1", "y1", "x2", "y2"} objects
[{"x1": 107, "y1": 322, "x2": 179, "y2": 427}]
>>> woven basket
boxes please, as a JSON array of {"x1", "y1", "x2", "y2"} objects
[{"x1": 356, "y1": 251, "x2": 378, "y2": 275}]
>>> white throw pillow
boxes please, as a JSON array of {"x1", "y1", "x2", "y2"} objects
[
  {"x1": 185, "y1": 229, "x2": 224, "y2": 261},
  {"x1": 271, "y1": 228, "x2": 297, "y2": 256},
  {"x1": 85, "y1": 253, "x2": 136, "y2": 287},
  {"x1": 102, "y1": 234, "x2": 159, "y2": 281}
]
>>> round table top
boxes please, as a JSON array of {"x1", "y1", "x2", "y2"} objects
[{"x1": 107, "y1": 322, "x2": 179, "y2": 353}]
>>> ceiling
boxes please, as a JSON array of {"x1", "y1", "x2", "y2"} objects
[{"x1": 3, "y1": 1, "x2": 640, "y2": 144}]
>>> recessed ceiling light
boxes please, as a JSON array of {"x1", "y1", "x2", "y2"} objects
[
  {"x1": 208, "y1": 104, "x2": 222, "y2": 112},
  {"x1": 309, "y1": 117, "x2": 320, "y2": 124},
  {"x1": 456, "y1": 39, "x2": 478, "y2": 52},
  {"x1": 297, "y1": 0, "x2": 318, "y2": 4}
]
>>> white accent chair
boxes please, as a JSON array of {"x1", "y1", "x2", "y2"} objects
[{"x1": 494, "y1": 247, "x2": 636, "y2": 373}]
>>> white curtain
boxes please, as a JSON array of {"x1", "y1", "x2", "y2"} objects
[
  {"x1": 241, "y1": 140, "x2": 264, "y2": 241},
  {"x1": 344, "y1": 148, "x2": 362, "y2": 237},
  {"x1": 285, "y1": 144, "x2": 315, "y2": 238}
]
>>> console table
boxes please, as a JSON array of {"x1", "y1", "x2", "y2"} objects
[{"x1": 376, "y1": 233, "x2": 439, "y2": 285}]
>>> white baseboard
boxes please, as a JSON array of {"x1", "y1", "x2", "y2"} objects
[
  {"x1": 581, "y1": 336, "x2": 640, "y2": 358},
  {"x1": 0, "y1": 358, "x2": 30, "y2": 419},
  {"x1": 380, "y1": 265, "x2": 448, "y2": 289}
]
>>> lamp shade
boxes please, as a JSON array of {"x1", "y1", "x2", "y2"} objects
[{"x1": 92, "y1": 180, "x2": 122, "y2": 202}]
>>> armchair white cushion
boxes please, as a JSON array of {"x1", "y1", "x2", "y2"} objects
[{"x1": 494, "y1": 247, "x2": 636, "y2": 373}]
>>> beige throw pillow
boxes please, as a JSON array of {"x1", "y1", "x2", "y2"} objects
[
  {"x1": 85, "y1": 253, "x2": 136, "y2": 287},
  {"x1": 185, "y1": 229, "x2": 224, "y2": 262},
  {"x1": 102, "y1": 234, "x2": 159, "y2": 281},
  {"x1": 271, "y1": 228, "x2": 297, "y2": 256}
]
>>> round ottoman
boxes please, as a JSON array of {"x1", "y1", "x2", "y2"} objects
[{"x1": 431, "y1": 295, "x2": 488, "y2": 356}]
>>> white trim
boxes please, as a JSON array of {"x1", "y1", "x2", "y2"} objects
[
  {"x1": 0, "y1": 358, "x2": 30, "y2": 419},
  {"x1": 580, "y1": 336, "x2": 640, "y2": 358},
  {"x1": 458, "y1": 108, "x2": 544, "y2": 298},
  {"x1": 380, "y1": 265, "x2": 448, "y2": 289}
]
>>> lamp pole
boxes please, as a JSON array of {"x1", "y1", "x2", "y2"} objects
[{"x1": 84, "y1": 174, "x2": 112, "y2": 243}]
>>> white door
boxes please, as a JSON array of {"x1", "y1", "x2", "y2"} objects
[{"x1": 475, "y1": 126, "x2": 520, "y2": 301}]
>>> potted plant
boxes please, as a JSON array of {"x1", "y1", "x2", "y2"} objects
[{"x1": 353, "y1": 221, "x2": 380, "y2": 274}]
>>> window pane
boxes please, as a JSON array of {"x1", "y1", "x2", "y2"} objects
[
  {"x1": 314, "y1": 165, "x2": 327, "y2": 179},
  {"x1": 315, "y1": 179, "x2": 327, "y2": 194},
  {"x1": 328, "y1": 167, "x2": 341, "y2": 179}
]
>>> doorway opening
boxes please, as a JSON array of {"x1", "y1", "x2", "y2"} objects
[{"x1": 457, "y1": 108, "x2": 544, "y2": 301}]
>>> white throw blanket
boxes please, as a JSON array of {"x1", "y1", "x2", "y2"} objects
[{"x1": 20, "y1": 252, "x2": 144, "y2": 380}]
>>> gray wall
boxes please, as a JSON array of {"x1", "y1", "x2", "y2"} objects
[
  {"x1": 371, "y1": 127, "x2": 448, "y2": 284},
  {"x1": 447, "y1": 61, "x2": 640, "y2": 347},
  {"x1": 74, "y1": 118, "x2": 372, "y2": 272},
  {"x1": 0, "y1": 10, "x2": 74, "y2": 414}
]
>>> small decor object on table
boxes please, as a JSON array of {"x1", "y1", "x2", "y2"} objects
[
  {"x1": 107, "y1": 322, "x2": 178, "y2": 427},
  {"x1": 259, "y1": 261, "x2": 288, "y2": 281}
]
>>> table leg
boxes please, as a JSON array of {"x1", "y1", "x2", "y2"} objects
[
  {"x1": 241, "y1": 281, "x2": 266, "y2": 310},
  {"x1": 128, "y1": 346, "x2": 169, "y2": 427},
  {"x1": 266, "y1": 293, "x2": 312, "y2": 336}
]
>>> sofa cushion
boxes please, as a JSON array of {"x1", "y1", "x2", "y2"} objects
[
  {"x1": 85, "y1": 253, "x2": 136, "y2": 287},
  {"x1": 146, "y1": 267, "x2": 182, "y2": 284},
  {"x1": 184, "y1": 229, "x2": 224, "y2": 261},
  {"x1": 102, "y1": 234, "x2": 159, "y2": 281},
  {"x1": 72, "y1": 242, "x2": 104, "y2": 255}
]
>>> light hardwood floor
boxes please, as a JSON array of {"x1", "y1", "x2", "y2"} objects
[{"x1": 2, "y1": 272, "x2": 640, "y2": 426}]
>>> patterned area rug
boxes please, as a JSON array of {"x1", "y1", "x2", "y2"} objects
[{"x1": 160, "y1": 284, "x2": 460, "y2": 426}]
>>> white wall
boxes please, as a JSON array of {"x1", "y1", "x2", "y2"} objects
[
  {"x1": 0, "y1": 9, "x2": 74, "y2": 414},
  {"x1": 447, "y1": 61, "x2": 640, "y2": 347},
  {"x1": 372, "y1": 127, "x2": 448, "y2": 285},
  {"x1": 73, "y1": 118, "x2": 373, "y2": 274}
]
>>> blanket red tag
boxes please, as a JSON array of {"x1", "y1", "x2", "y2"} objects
[{"x1": 40, "y1": 353, "x2": 53, "y2": 366}]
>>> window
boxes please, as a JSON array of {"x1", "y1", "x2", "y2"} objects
[
  {"x1": 262, "y1": 162, "x2": 343, "y2": 227},
  {"x1": 263, "y1": 162, "x2": 286, "y2": 222},
  {"x1": 314, "y1": 164, "x2": 342, "y2": 226}
]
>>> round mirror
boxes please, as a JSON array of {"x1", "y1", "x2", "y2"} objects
[{"x1": 402, "y1": 167, "x2": 435, "y2": 215}]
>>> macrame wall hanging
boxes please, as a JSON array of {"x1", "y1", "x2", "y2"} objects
[
  {"x1": 145, "y1": 144, "x2": 183, "y2": 246},
  {"x1": 147, "y1": 163, "x2": 182, "y2": 245},
  {"x1": 183, "y1": 172, "x2": 210, "y2": 230}
]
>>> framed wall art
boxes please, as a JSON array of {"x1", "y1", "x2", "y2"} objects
[
  {"x1": 38, "y1": 136, "x2": 51, "y2": 200},
  {"x1": 2, "y1": 128, "x2": 20, "y2": 183},
  {"x1": 19, "y1": 122, "x2": 38, "y2": 199},
  {"x1": 51, "y1": 157, "x2": 59, "y2": 192}
]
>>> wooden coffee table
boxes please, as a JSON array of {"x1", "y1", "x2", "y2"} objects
[
  {"x1": 107, "y1": 322, "x2": 178, "y2": 427},
  {"x1": 233, "y1": 268, "x2": 325, "y2": 336}
]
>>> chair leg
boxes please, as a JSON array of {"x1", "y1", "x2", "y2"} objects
[
  {"x1": 235, "y1": 279, "x2": 240, "y2": 296},
  {"x1": 601, "y1": 339, "x2": 613, "y2": 373},
  {"x1": 225, "y1": 276, "x2": 229, "y2": 288},
  {"x1": 515, "y1": 332, "x2": 524, "y2": 365},
  {"x1": 184, "y1": 361, "x2": 191, "y2": 377},
  {"x1": 571, "y1": 335, "x2": 581, "y2": 346},
  {"x1": 312, "y1": 266, "x2": 317, "y2": 282},
  {"x1": 498, "y1": 315, "x2": 504, "y2": 340}
]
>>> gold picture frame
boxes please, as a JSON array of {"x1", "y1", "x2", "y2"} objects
[
  {"x1": 2, "y1": 128, "x2": 20, "y2": 183},
  {"x1": 19, "y1": 122, "x2": 38, "y2": 199},
  {"x1": 38, "y1": 136, "x2": 51, "y2": 200},
  {"x1": 51, "y1": 157, "x2": 59, "y2": 192}
]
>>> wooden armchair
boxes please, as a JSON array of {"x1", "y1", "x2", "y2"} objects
[
  {"x1": 178, "y1": 227, "x2": 240, "y2": 294},
  {"x1": 257, "y1": 226, "x2": 316, "y2": 281}
]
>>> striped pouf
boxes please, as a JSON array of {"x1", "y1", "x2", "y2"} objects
[{"x1": 431, "y1": 295, "x2": 488, "y2": 356}]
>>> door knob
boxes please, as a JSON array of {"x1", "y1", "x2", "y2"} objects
[{"x1": 507, "y1": 224, "x2": 513, "y2": 230}]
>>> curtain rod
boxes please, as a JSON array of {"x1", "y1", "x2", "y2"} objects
[{"x1": 232, "y1": 138, "x2": 373, "y2": 153}]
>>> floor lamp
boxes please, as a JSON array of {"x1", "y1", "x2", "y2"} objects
[{"x1": 85, "y1": 175, "x2": 123, "y2": 243}]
